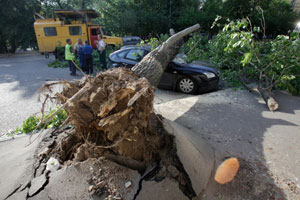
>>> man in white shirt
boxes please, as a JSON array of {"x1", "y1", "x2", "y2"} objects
[{"x1": 97, "y1": 35, "x2": 107, "y2": 70}]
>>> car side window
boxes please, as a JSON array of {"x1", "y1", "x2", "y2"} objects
[
  {"x1": 117, "y1": 50, "x2": 129, "y2": 58},
  {"x1": 125, "y1": 49, "x2": 145, "y2": 61}
]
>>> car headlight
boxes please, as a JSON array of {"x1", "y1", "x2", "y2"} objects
[{"x1": 203, "y1": 72, "x2": 216, "y2": 79}]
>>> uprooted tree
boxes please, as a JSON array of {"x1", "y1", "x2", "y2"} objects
[{"x1": 33, "y1": 24, "x2": 201, "y2": 196}]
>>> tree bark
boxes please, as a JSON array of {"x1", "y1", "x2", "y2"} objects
[
  {"x1": 132, "y1": 24, "x2": 200, "y2": 87},
  {"x1": 258, "y1": 87, "x2": 279, "y2": 111},
  {"x1": 240, "y1": 76, "x2": 279, "y2": 111}
]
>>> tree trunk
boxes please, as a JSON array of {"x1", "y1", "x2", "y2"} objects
[
  {"x1": 132, "y1": 24, "x2": 200, "y2": 87},
  {"x1": 0, "y1": 32, "x2": 8, "y2": 53},
  {"x1": 258, "y1": 87, "x2": 279, "y2": 111},
  {"x1": 240, "y1": 76, "x2": 279, "y2": 111}
]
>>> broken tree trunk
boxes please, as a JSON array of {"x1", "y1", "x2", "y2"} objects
[
  {"x1": 239, "y1": 76, "x2": 279, "y2": 111},
  {"x1": 258, "y1": 87, "x2": 279, "y2": 111},
  {"x1": 132, "y1": 24, "x2": 200, "y2": 87}
]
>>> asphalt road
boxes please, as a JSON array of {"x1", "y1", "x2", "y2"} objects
[
  {"x1": 155, "y1": 89, "x2": 300, "y2": 199},
  {"x1": 1, "y1": 53, "x2": 299, "y2": 199},
  {"x1": 0, "y1": 53, "x2": 82, "y2": 135},
  {"x1": 0, "y1": 53, "x2": 187, "y2": 136}
]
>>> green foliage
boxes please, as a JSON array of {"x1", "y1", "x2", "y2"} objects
[
  {"x1": 138, "y1": 33, "x2": 169, "y2": 50},
  {"x1": 20, "y1": 116, "x2": 40, "y2": 134},
  {"x1": 0, "y1": 0, "x2": 41, "y2": 53},
  {"x1": 185, "y1": 17, "x2": 300, "y2": 95},
  {"x1": 1, "y1": 0, "x2": 297, "y2": 53},
  {"x1": 48, "y1": 60, "x2": 69, "y2": 68},
  {"x1": 16, "y1": 108, "x2": 68, "y2": 134},
  {"x1": 44, "y1": 108, "x2": 68, "y2": 129}
]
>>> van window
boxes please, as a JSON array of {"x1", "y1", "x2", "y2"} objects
[
  {"x1": 91, "y1": 28, "x2": 100, "y2": 36},
  {"x1": 101, "y1": 27, "x2": 109, "y2": 36},
  {"x1": 69, "y1": 26, "x2": 82, "y2": 35},
  {"x1": 44, "y1": 27, "x2": 57, "y2": 36}
]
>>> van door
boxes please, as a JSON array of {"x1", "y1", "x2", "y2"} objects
[{"x1": 89, "y1": 27, "x2": 101, "y2": 49}]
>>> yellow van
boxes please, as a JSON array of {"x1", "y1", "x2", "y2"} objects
[{"x1": 34, "y1": 10, "x2": 141, "y2": 57}]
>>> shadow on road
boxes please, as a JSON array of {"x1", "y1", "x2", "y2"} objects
[
  {"x1": 157, "y1": 89, "x2": 300, "y2": 199},
  {"x1": 0, "y1": 54, "x2": 80, "y2": 98}
]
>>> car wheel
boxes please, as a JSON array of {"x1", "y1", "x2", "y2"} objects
[{"x1": 177, "y1": 77, "x2": 198, "y2": 94}]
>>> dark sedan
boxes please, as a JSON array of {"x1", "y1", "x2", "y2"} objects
[{"x1": 108, "y1": 45, "x2": 220, "y2": 94}]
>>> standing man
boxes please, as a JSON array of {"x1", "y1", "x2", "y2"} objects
[
  {"x1": 83, "y1": 40, "x2": 93, "y2": 75},
  {"x1": 74, "y1": 39, "x2": 85, "y2": 71},
  {"x1": 97, "y1": 35, "x2": 107, "y2": 70},
  {"x1": 74, "y1": 38, "x2": 83, "y2": 55},
  {"x1": 65, "y1": 39, "x2": 76, "y2": 76}
]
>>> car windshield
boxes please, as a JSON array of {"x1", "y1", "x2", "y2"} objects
[{"x1": 172, "y1": 54, "x2": 187, "y2": 64}]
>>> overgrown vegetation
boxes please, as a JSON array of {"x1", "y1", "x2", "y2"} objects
[
  {"x1": 15, "y1": 107, "x2": 68, "y2": 134},
  {"x1": 184, "y1": 15, "x2": 300, "y2": 95},
  {"x1": 1, "y1": 0, "x2": 298, "y2": 53}
]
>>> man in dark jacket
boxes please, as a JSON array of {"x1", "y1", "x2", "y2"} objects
[{"x1": 83, "y1": 40, "x2": 93, "y2": 75}]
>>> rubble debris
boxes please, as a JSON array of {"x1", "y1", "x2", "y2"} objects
[
  {"x1": 125, "y1": 181, "x2": 132, "y2": 188},
  {"x1": 215, "y1": 158, "x2": 240, "y2": 184},
  {"x1": 167, "y1": 165, "x2": 180, "y2": 178},
  {"x1": 46, "y1": 157, "x2": 60, "y2": 172},
  {"x1": 29, "y1": 158, "x2": 141, "y2": 200}
]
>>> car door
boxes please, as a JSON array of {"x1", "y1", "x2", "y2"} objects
[
  {"x1": 89, "y1": 27, "x2": 100, "y2": 49},
  {"x1": 123, "y1": 49, "x2": 145, "y2": 68},
  {"x1": 159, "y1": 63, "x2": 179, "y2": 89}
]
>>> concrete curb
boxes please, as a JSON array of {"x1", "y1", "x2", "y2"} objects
[{"x1": 162, "y1": 119, "x2": 215, "y2": 196}]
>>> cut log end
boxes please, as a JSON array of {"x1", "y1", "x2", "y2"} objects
[
  {"x1": 267, "y1": 98, "x2": 279, "y2": 111},
  {"x1": 258, "y1": 88, "x2": 279, "y2": 111},
  {"x1": 214, "y1": 158, "x2": 240, "y2": 184}
]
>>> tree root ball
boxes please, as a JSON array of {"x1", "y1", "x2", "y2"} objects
[{"x1": 50, "y1": 68, "x2": 173, "y2": 168}]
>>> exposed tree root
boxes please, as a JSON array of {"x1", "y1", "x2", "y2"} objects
[
  {"x1": 39, "y1": 68, "x2": 173, "y2": 170},
  {"x1": 30, "y1": 24, "x2": 203, "y2": 199}
]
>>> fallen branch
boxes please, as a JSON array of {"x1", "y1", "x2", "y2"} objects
[
  {"x1": 239, "y1": 76, "x2": 278, "y2": 111},
  {"x1": 258, "y1": 87, "x2": 279, "y2": 111}
]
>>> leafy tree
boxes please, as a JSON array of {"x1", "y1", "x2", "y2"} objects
[
  {"x1": 0, "y1": 0, "x2": 41, "y2": 53},
  {"x1": 185, "y1": 17, "x2": 300, "y2": 95}
]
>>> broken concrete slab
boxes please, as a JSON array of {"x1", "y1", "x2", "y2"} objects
[
  {"x1": 136, "y1": 178, "x2": 189, "y2": 200},
  {"x1": 28, "y1": 174, "x2": 47, "y2": 197},
  {"x1": 162, "y1": 119, "x2": 215, "y2": 196},
  {"x1": 29, "y1": 158, "x2": 140, "y2": 200}
]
